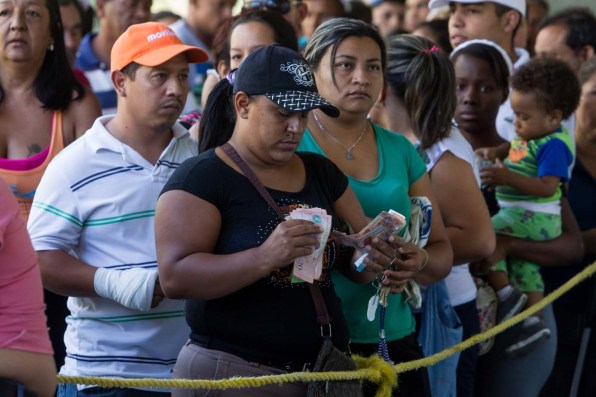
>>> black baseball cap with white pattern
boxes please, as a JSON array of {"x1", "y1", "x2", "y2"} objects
[{"x1": 232, "y1": 44, "x2": 340, "y2": 118}]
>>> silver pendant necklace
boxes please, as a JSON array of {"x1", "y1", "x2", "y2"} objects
[{"x1": 313, "y1": 112, "x2": 367, "y2": 160}]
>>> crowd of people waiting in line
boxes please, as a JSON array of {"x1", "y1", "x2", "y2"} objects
[{"x1": 1, "y1": 0, "x2": 595, "y2": 397}]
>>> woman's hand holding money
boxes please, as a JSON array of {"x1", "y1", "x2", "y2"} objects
[
  {"x1": 379, "y1": 236, "x2": 427, "y2": 293},
  {"x1": 257, "y1": 220, "x2": 323, "y2": 273},
  {"x1": 356, "y1": 238, "x2": 389, "y2": 272},
  {"x1": 355, "y1": 237, "x2": 404, "y2": 287}
]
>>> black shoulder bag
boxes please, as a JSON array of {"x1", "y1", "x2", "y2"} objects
[{"x1": 221, "y1": 143, "x2": 363, "y2": 397}]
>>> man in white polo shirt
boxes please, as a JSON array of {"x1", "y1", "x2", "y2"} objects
[{"x1": 28, "y1": 22, "x2": 208, "y2": 397}]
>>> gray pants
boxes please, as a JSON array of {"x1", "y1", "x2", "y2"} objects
[
  {"x1": 172, "y1": 340, "x2": 309, "y2": 397},
  {"x1": 475, "y1": 304, "x2": 557, "y2": 397}
]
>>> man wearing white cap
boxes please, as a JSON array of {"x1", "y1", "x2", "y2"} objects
[
  {"x1": 430, "y1": 0, "x2": 525, "y2": 60},
  {"x1": 429, "y1": 0, "x2": 528, "y2": 141},
  {"x1": 28, "y1": 22, "x2": 208, "y2": 397}
]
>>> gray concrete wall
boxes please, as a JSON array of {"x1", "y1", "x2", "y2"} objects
[{"x1": 546, "y1": 0, "x2": 596, "y2": 14}]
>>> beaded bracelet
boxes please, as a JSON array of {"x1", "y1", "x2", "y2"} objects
[{"x1": 420, "y1": 248, "x2": 429, "y2": 270}]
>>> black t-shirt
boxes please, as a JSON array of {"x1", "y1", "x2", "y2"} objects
[{"x1": 162, "y1": 149, "x2": 352, "y2": 364}]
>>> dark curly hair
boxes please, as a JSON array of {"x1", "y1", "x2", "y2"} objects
[{"x1": 510, "y1": 56, "x2": 581, "y2": 120}]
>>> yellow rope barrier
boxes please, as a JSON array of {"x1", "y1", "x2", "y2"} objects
[
  {"x1": 57, "y1": 261, "x2": 596, "y2": 396},
  {"x1": 395, "y1": 260, "x2": 596, "y2": 373}
]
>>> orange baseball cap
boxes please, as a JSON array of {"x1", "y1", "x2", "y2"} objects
[{"x1": 111, "y1": 22, "x2": 209, "y2": 73}]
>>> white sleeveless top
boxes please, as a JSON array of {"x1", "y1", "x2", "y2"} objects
[{"x1": 423, "y1": 127, "x2": 478, "y2": 306}]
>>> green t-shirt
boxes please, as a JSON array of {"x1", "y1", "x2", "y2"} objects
[
  {"x1": 497, "y1": 126, "x2": 575, "y2": 204},
  {"x1": 298, "y1": 123, "x2": 427, "y2": 343}
]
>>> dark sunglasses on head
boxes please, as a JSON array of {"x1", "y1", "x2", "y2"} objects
[{"x1": 242, "y1": 0, "x2": 292, "y2": 15}]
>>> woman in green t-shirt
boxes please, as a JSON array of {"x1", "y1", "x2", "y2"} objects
[{"x1": 298, "y1": 18, "x2": 453, "y2": 397}]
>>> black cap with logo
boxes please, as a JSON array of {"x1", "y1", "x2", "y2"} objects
[{"x1": 232, "y1": 44, "x2": 340, "y2": 117}]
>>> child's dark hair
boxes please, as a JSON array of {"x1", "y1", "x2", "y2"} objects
[{"x1": 510, "y1": 57, "x2": 581, "y2": 119}]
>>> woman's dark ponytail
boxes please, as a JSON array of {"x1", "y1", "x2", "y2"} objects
[{"x1": 198, "y1": 76, "x2": 236, "y2": 153}]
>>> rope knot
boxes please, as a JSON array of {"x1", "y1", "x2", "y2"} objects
[{"x1": 354, "y1": 354, "x2": 398, "y2": 397}]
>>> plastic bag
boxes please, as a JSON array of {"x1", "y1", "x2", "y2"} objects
[
  {"x1": 402, "y1": 196, "x2": 433, "y2": 309},
  {"x1": 417, "y1": 279, "x2": 463, "y2": 397}
]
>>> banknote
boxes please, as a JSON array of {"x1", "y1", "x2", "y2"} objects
[
  {"x1": 331, "y1": 210, "x2": 406, "y2": 249},
  {"x1": 290, "y1": 207, "x2": 332, "y2": 283}
]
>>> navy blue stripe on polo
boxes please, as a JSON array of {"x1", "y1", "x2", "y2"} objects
[
  {"x1": 71, "y1": 165, "x2": 144, "y2": 192},
  {"x1": 156, "y1": 160, "x2": 181, "y2": 169},
  {"x1": 104, "y1": 261, "x2": 158, "y2": 270},
  {"x1": 67, "y1": 354, "x2": 177, "y2": 366}
]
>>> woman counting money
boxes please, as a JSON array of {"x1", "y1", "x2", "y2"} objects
[
  {"x1": 155, "y1": 45, "x2": 404, "y2": 397},
  {"x1": 298, "y1": 18, "x2": 453, "y2": 397}
]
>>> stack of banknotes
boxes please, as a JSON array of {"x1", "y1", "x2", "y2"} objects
[
  {"x1": 332, "y1": 210, "x2": 406, "y2": 272},
  {"x1": 289, "y1": 208, "x2": 332, "y2": 283},
  {"x1": 290, "y1": 209, "x2": 407, "y2": 282}
]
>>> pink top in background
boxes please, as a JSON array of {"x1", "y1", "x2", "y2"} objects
[
  {"x1": 0, "y1": 178, "x2": 53, "y2": 354},
  {"x1": 0, "y1": 146, "x2": 50, "y2": 171}
]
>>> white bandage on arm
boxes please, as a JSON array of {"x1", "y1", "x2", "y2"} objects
[{"x1": 93, "y1": 267, "x2": 159, "y2": 311}]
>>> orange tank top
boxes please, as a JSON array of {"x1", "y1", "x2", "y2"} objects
[{"x1": 0, "y1": 111, "x2": 65, "y2": 221}]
